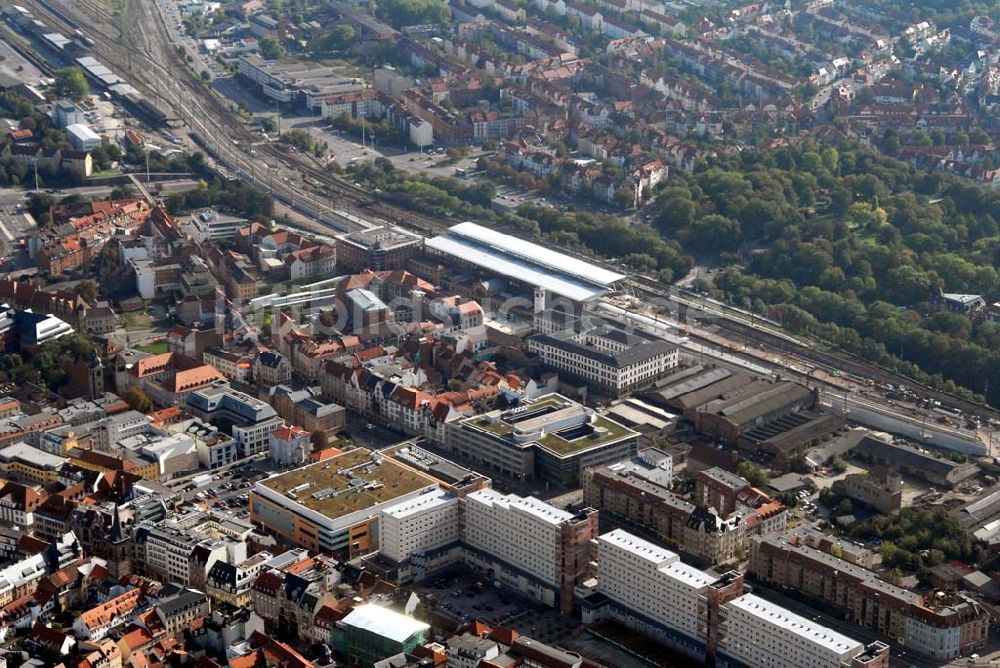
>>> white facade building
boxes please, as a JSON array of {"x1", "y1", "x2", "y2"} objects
[
  {"x1": 379, "y1": 489, "x2": 461, "y2": 581},
  {"x1": 233, "y1": 415, "x2": 285, "y2": 458},
  {"x1": 596, "y1": 529, "x2": 713, "y2": 647},
  {"x1": 528, "y1": 326, "x2": 679, "y2": 395},
  {"x1": 65, "y1": 123, "x2": 101, "y2": 152},
  {"x1": 378, "y1": 487, "x2": 596, "y2": 613},
  {"x1": 591, "y1": 529, "x2": 874, "y2": 667},
  {"x1": 721, "y1": 594, "x2": 864, "y2": 668},
  {"x1": 190, "y1": 210, "x2": 247, "y2": 242}
]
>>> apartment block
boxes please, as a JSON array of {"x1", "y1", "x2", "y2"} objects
[
  {"x1": 749, "y1": 534, "x2": 988, "y2": 661},
  {"x1": 583, "y1": 529, "x2": 887, "y2": 668},
  {"x1": 464, "y1": 489, "x2": 597, "y2": 615},
  {"x1": 583, "y1": 457, "x2": 786, "y2": 566}
]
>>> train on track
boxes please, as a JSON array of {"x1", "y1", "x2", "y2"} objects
[{"x1": 8, "y1": 0, "x2": 170, "y2": 128}]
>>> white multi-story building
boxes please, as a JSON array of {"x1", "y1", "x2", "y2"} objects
[
  {"x1": 135, "y1": 513, "x2": 250, "y2": 588},
  {"x1": 379, "y1": 489, "x2": 461, "y2": 582},
  {"x1": 462, "y1": 489, "x2": 597, "y2": 614},
  {"x1": 528, "y1": 325, "x2": 678, "y2": 396},
  {"x1": 379, "y1": 487, "x2": 597, "y2": 614},
  {"x1": 720, "y1": 594, "x2": 864, "y2": 668},
  {"x1": 588, "y1": 529, "x2": 882, "y2": 668},
  {"x1": 595, "y1": 528, "x2": 714, "y2": 654},
  {"x1": 135, "y1": 522, "x2": 202, "y2": 586},
  {"x1": 233, "y1": 415, "x2": 285, "y2": 457},
  {"x1": 190, "y1": 209, "x2": 248, "y2": 242}
]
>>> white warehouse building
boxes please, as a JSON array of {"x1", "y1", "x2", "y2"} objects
[{"x1": 65, "y1": 123, "x2": 102, "y2": 152}]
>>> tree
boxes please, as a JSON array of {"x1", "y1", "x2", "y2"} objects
[
  {"x1": 72, "y1": 280, "x2": 99, "y2": 304},
  {"x1": 110, "y1": 185, "x2": 135, "y2": 200},
  {"x1": 28, "y1": 192, "x2": 56, "y2": 219},
  {"x1": 690, "y1": 214, "x2": 741, "y2": 254},
  {"x1": 737, "y1": 461, "x2": 769, "y2": 487},
  {"x1": 123, "y1": 386, "x2": 153, "y2": 414},
  {"x1": 260, "y1": 36, "x2": 284, "y2": 60},
  {"x1": 328, "y1": 24, "x2": 356, "y2": 50},
  {"x1": 377, "y1": 0, "x2": 449, "y2": 26},
  {"x1": 613, "y1": 187, "x2": 634, "y2": 210},
  {"x1": 836, "y1": 498, "x2": 854, "y2": 515},
  {"x1": 881, "y1": 128, "x2": 901, "y2": 156},
  {"x1": 311, "y1": 430, "x2": 329, "y2": 450},
  {"x1": 53, "y1": 67, "x2": 89, "y2": 100}
]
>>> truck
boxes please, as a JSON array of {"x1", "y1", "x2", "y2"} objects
[{"x1": 191, "y1": 473, "x2": 213, "y2": 489}]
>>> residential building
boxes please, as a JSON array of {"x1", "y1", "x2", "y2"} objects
[
  {"x1": 73, "y1": 588, "x2": 147, "y2": 641},
  {"x1": 722, "y1": 594, "x2": 873, "y2": 668},
  {"x1": 155, "y1": 588, "x2": 211, "y2": 634},
  {"x1": 268, "y1": 424, "x2": 311, "y2": 466},
  {"x1": 750, "y1": 533, "x2": 989, "y2": 661},
  {"x1": 269, "y1": 385, "x2": 346, "y2": 435},
  {"x1": 583, "y1": 458, "x2": 787, "y2": 565},
  {"x1": 0, "y1": 481, "x2": 44, "y2": 531},
  {"x1": 448, "y1": 633, "x2": 500, "y2": 668},
  {"x1": 202, "y1": 346, "x2": 254, "y2": 384},
  {"x1": 462, "y1": 489, "x2": 597, "y2": 614},
  {"x1": 378, "y1": 489, "x2": 462, "y2": 584},
  {"x1": 583, "y1": 529, "x2": 886, "y2": 668},
  {"x1": 205, "y1": 551, "x2": 272, "y2": 607},
  {"x1": 255, "y1": 350, "x2": 292, "y2": 387},
  {"x1": 134, "y1": 511, "x2": 251, "y2": 588}
]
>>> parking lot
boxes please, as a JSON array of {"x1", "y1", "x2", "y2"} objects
[
  {"x1": 416, "y1": 571, "x2": 581, "y2": 645},
  {"x1": 172, "y1": 456, "x2": 279, "y2": 520}
]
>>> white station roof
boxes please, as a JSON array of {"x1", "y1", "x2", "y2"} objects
[{"x1": 426, "y1": 222, "x2": 627, "y2": 302}]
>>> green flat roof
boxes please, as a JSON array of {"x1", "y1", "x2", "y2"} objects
[
  {"x1": 258, "y1": 448, "x2": 438, "y2": 519},
  {"x1": 464, "y1": 396, "x2": 637, "y2": 458}
]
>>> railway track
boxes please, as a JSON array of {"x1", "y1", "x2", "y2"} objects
[
  {"x1": 628, "y1": 276, "x2": 999, "y2": 422},
  {"x1": 25, "y1": 0, "x2": 452, "y2": 237}
]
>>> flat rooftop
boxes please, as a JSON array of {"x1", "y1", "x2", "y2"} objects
[
  {"x1": 257, "y1": 448, "x2": 439, "y2": 520},
  {"x1": 728, "y1": 594, "x2": 862, "y2": 655},
  {"x1": 463, "y1": 394, "x2": 637, "y2": 457},
  {"x1": 336, "y1": 225, "x2": 421, "y2": 251},
  {"x1": 426, "y1": 222, "x2": 627, "y2": 302},
  {"x1": 0, "y1": 38, "x2": 43, "y2": 88},
  {"x1": 467, "y1": 488, "x2": 574, "y2": 525},
  {"x1": 341, "y1": 603, "x2": 429, "y2": 643},
  {"x1": 0, "y1": 442, "x2": 66, "y2": 470},
  {"x1": 382, "y1": 488, "x2": 455, "y2": 520}
]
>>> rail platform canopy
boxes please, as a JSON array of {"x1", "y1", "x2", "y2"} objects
[{"x1": 426, "y1": 221, "x2": 627, "y2": 302}]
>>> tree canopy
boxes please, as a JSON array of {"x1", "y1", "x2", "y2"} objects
[
  {"x1": 375, "y1": 0, "x2": 449, "y2": 27},
  {"x1": 53, "y1": 67, "x2": 89, "y2": 100},
  {"x1": 651, "y1": 140, "x2": 1000, "y2": 406}
]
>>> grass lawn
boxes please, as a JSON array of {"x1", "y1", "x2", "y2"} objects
[
  {"x1": 136, "y1": 341, "x2": 169, "y2": 354},
  {"x1": 124, "y1": 313, "x2": 152, "y2": 331}
]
